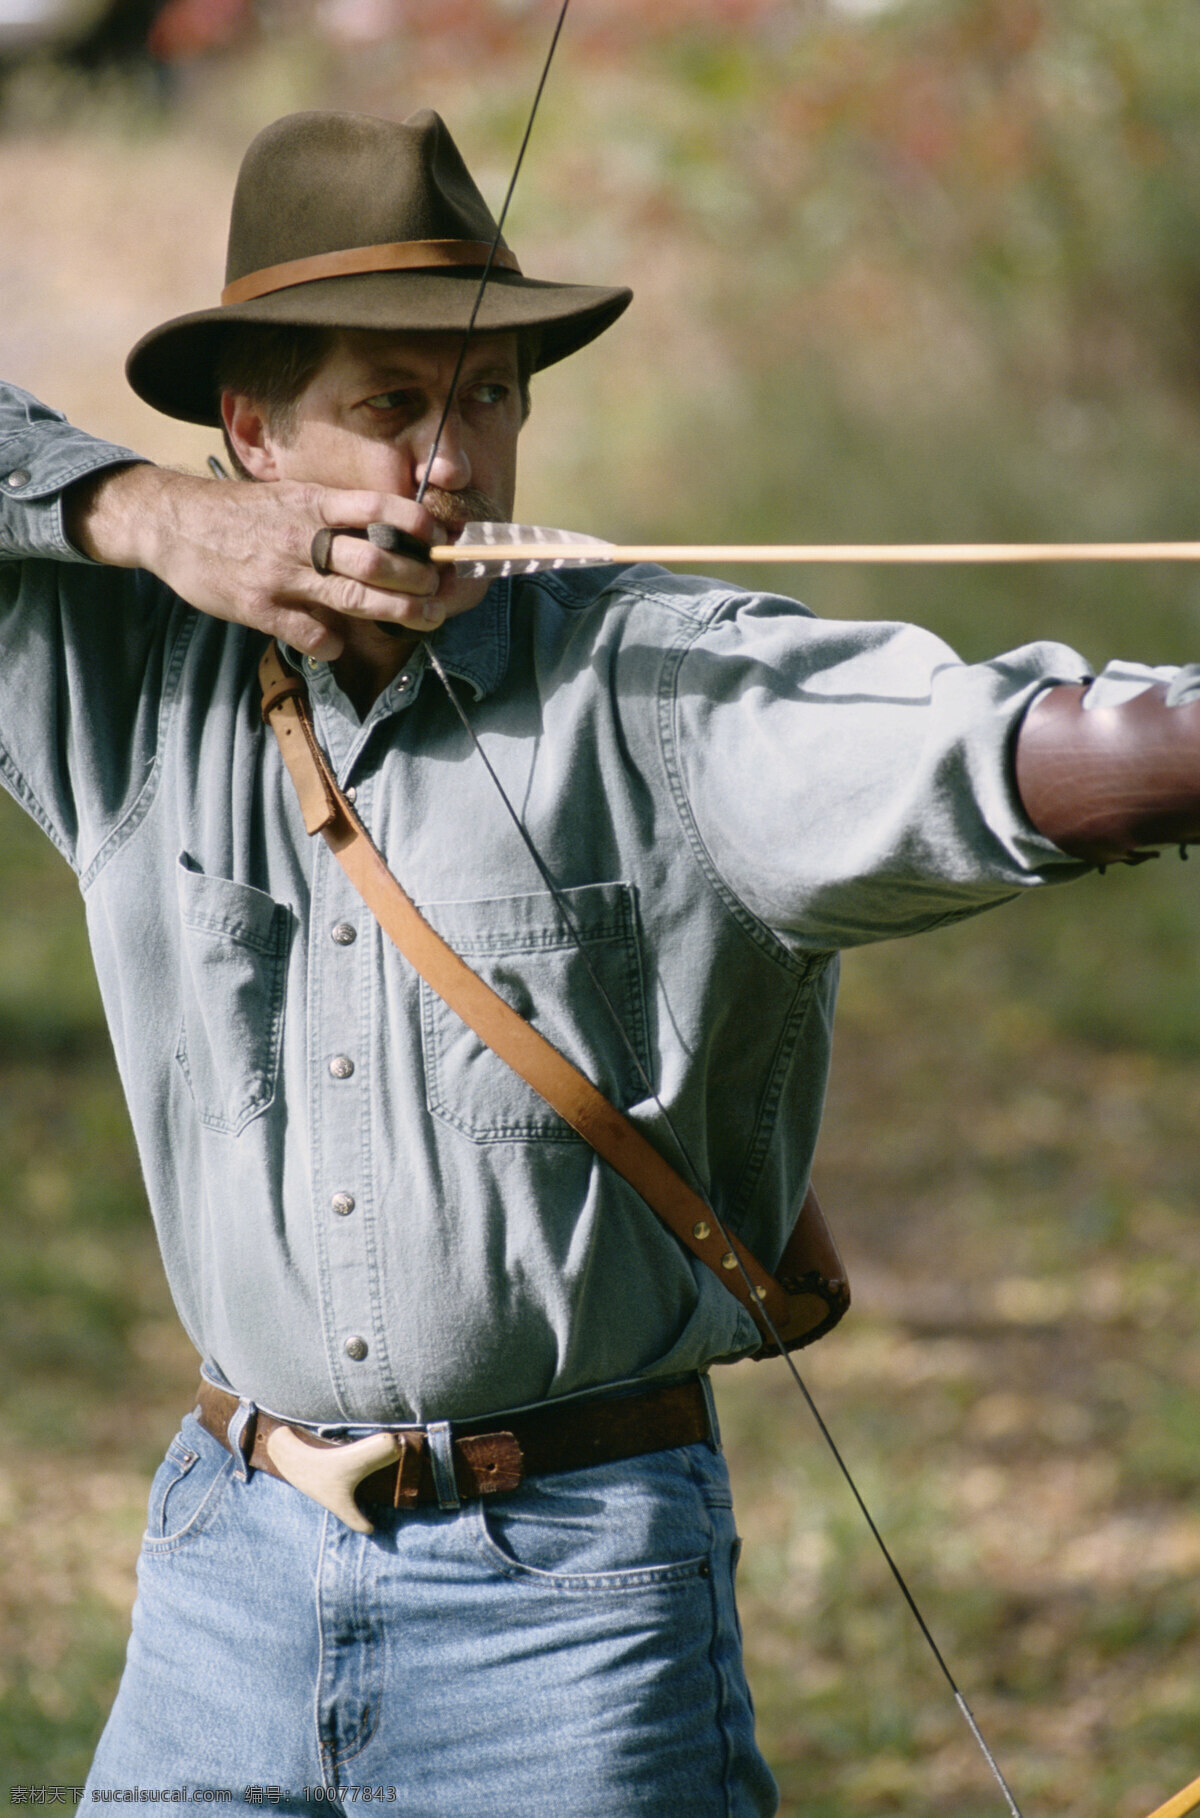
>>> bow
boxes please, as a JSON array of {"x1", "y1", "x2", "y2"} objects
[{"x1": 382, "y1": 9, "x2": 1200, "y2": 1813}]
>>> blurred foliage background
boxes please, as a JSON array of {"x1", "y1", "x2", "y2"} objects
[{"x1": 1, "y1": 0, "x2": 1200, "y2": 1811}]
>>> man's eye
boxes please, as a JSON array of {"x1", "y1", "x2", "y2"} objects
[
  {"x1": 364, "y1": 391, "x2": 415, "y2": 413},
  {"x1": 472, "y1": 383, "x2": 510, "y2": 406}
]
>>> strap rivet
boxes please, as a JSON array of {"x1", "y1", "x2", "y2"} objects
[
  {"x1": 692, "y1": 1219, "x2": 710, "y2": 1241},
  {"x1": 721, "y1": 1250, "x2": 737, "y2": 1270},
  {"x1": 753, "y1": 1285, "x2": 767, "y2": 1299}
]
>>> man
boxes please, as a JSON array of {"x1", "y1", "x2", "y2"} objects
[{"x1": 1, "y1": 105, "x2": 1197, "y2": 1812}]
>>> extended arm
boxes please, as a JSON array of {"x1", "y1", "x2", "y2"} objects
[{"x1": 1015, "y1": 679, "x2": 1200, "y2": 864}]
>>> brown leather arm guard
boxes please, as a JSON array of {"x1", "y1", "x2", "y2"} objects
[{"x1": 1015, "y1": 680, "x2": 1200, "y2": 864}]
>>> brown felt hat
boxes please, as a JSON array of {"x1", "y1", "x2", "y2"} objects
[{"x1": 126, "y1": 108, "x2": 632, "y2": 426}]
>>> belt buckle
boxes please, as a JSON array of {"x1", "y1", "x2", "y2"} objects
[
  {"x1": 265, "y1": 1425, "x2": 407, "y2": 1534},
  {"x1": 387, "y1": 1427, "x2": 523, "y2": 1510},
  {"x1": 391, "y1": 1429, "x2": 425, "y2": 1510},
  {"x1": 264, "y1": 1420, "x2": 525, "y2": 1530}
]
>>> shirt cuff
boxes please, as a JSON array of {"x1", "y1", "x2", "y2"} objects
[{"x1": 0, "y1": 385, "x2": 149, "y2": 562}]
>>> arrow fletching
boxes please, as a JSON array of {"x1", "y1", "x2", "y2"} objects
[{"x1": 445, "y1": 522, "x2": 616, "y2": 577}]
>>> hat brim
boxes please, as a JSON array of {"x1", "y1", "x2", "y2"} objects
[{"x1": 125, "y1": 266, "x2": 632, "y2": 425}]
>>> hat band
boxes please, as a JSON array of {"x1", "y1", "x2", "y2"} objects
[{"x1": 221, "y1": 239, "x2": 521, "y2": 307}]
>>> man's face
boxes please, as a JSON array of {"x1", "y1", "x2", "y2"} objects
[{"x1": 244, "y1": 327, "x2": 524, "y2": 624}]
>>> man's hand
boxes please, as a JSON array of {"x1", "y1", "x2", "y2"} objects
[{"x1": 64, "y1": 464, "x2": 451, "y2": 661}]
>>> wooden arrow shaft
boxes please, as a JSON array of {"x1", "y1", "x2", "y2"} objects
[
  {"x1": 439, "y1": 539, "x2": 1200, "y2": 566},
  {"x1": 1144, "y1": 1772, "x2": 1200, "y2": 1818}
]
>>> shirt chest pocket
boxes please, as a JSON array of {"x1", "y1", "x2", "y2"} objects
[
  {"x1": 174, "y1": 855, "x2": 294, "y2": 1136},
  {"x1": 415, "y1": 881, "x2": 650, "y2": 1144}
]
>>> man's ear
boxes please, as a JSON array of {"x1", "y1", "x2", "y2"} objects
[{"x1": 221, "y1": 392, "x2": 281, "y2": 480}]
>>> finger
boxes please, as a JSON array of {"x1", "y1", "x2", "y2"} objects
[
  {"x1": 310, "y1": 523, "x2": 434, "y2": 575},
  {"x1": 314, "y1": 530, "x2": 442, "y2": 606},
  {"x1": 312, "y1": 489, "x2": 443, "y2": 549},
  {"x1": 366, "y1": 522, "x2": 434, "y2": 562},
  {"x1": 362, "y1": 527, "x2": 453, "y2": 636},
  {"x1": 254, "y1": 605, "x2": 346, "y2": 661},
  {"x1": 310, "y1": 526, "x2": 339, "y2": 575},
  {"x1": 322, "y1": 571, "x2": 446, "y2": 632}
]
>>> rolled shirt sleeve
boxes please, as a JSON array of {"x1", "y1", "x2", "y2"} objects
[
  {"x1": 0, "y1": 381, "x2": 176, "y2": 872},
  {"x1": 666, "y1": 590, "x2": 1137, "y2": 949},
  {"x1": 0, "y1": 381, "x2": 146, "y2": 561}
]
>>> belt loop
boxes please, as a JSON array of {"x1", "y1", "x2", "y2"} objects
[
  {"x1": 699, "y1": 1374, "x2": 721, "y2": 1452},
  {"x1": 426, "y1": 1421, "x2": 460, "y2": 1510},
  {"x1": 226, "y1": 1397, "x2": 258, "y2": 1482}
]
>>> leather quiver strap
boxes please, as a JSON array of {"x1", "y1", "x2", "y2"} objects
[{"x1": 259, "y1": 641, "x2": 849, "y2": 1354}]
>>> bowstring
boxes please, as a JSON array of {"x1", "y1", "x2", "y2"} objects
[
  {"x1": 414, "y1": 7, "x2": 1026, "y2": 1812},
  {"x1": 414, "y1": 0, "x2": 571, "y2": 511},
  {"x1": 425, "y1": 637, "x2": 1026, "y2": 1817}
]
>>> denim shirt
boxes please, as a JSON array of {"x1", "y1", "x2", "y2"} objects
[{"x1": 0, "y1": 381, "x2": 1143, "y2": 1424}]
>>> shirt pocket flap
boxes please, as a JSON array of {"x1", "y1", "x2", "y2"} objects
[
  {"x1": 174, "y1": 854, "x2": 293, "y2": 1136},
  {"x1": 415, "y1": 880, "x2": 649, "y2": 1144}
]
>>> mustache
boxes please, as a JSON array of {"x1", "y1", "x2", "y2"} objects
[{"x1": 420, "y1": 485, "x2": 505, "y2": 533}]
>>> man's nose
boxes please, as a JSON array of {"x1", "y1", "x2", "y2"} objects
[{"x1": 414, "y1": 408, "x2": 471, "y2": 495}]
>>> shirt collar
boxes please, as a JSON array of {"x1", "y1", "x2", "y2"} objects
[
  {"x1": 281, "y1": 576, "x2": 513, "y2": 710},
  {"x1": 430, "y1": 577, "x2": 511, "y2": 701}
]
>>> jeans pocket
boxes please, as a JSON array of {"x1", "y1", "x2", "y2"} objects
[
  {"x1": 471, "y1": 1449, "x2": 714, "y2": 1590},
  {"x1": 416, "y1": 881, "x2": 650, "y2": 1143},
  {"x1": 174, "y1": 854, "x2": 293, "y2": 1135},
  {"x1": 142, "y1": 1419, "x2": 234, "y2": 1551}
]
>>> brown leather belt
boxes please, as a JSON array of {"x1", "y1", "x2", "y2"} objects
[{"x1": 195, "y1": 1375, "x2": 713, "y2": 1530}]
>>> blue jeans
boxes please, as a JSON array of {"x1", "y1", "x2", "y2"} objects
[{"x1": 86, "y1": 1411, "x2": 778, "y2": 1816}]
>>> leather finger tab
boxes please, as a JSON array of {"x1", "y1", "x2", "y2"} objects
[
  {"x1": 310, "y1": 526, "x2": 338, "y2": 575},
  {"x1": 366, "y1": 522, "x2": 433, "y2": 563},
  {"x1": 312, "y1": 524, "x2": 385, "y2": 574},
  {"x1": 367, "y1": 522, "x2": 435, "y2": 639}
]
